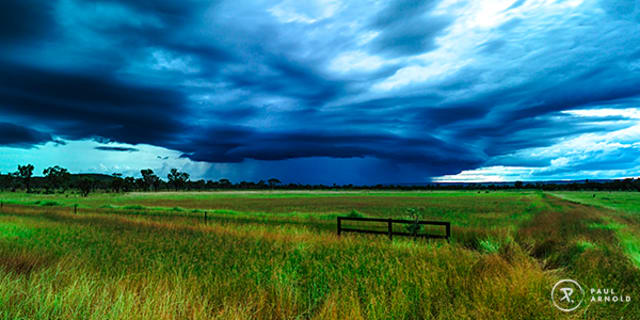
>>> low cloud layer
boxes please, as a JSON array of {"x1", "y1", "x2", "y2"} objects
[
  {"x1": 0, "y1": 123, "x2": 52, "y2": 148},
  {"x1": 1, "y1": 0, "x2": 640, "y2": 183}
]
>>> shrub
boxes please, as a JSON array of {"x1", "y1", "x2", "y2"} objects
[
  {"x1": 347, "y1": 209, "x2": 364, "y2": 218},
  {"x1": 403, "y1": 207, "x2": 424, "y2": 235}
]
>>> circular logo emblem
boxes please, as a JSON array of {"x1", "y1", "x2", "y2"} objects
[{"x1": 551, "y1": 279, "x2": 585, "y2": 312}]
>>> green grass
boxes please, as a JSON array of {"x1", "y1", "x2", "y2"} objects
[
  {"x1": 550, "y1": 191, "x2": 640, "y2": 213},
  {"x1": 0, "y1": 191, "x2": 638, "y2": 319},
  {"x1": 552, "y1": 191, "x2": 640, "y2": 269}
]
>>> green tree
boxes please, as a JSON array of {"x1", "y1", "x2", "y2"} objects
[
  {"x1": 8, "y1": 172, "x2": 18, "y2": 192},
  {"x1": 111, "y1": 173, "x2": 124, "y2": 193},
  {"x1": 268, "y1": 178, "x2": 281, "y2": 188},
  {"x1": 0, "y1": 173, "x2": 10, "y2": 191},
  {"x1": 123, "y1": 177, "x2": 135, "y2": 192},
  {"x1": 141, "y1": 169, "x2": 160, "y2": 191},
  {"x1": 218, "y1": 178, "x2": 231, "y2": 188},
  {"x1": 167, "y1": 168, "x2": 190, "y2": 191},
  {"x1": 43, "y1": 166, "x2": 70, "y2": 193},
  {"x1": 17, "y1": 164, "x2": 34, "y2": 193},
  {"x1": 78, "y1": 178, "x2": 93, "y2": 197}
]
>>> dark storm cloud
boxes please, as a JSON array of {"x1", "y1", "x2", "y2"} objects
[
  {"x1": 2, "y1": 0, "x2": 640, "y2": 182},
  {"x1": 179, "y1": 126, "x2": 482, "y2": 171},
  {"x1": 0, "y1": 123, "x2": 53, "y2": 148},
  {"x1": 0, "y1": 0, "x2": 56, "y2": 43},
  {"x1": 224, "y1": 55, "x2": 348, "y2": 107},
  {"x1": 95, "y1": 146, "x2": 140, "y2": 152},
  {"x1": 0, "y1": 61, "x2": 188, "y2": 146}
]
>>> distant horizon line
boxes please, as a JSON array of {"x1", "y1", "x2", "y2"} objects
[{"x1": 4, "y1": 171, "x2": 638, "y2": 186}]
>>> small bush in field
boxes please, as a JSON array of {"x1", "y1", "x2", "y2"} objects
[
  {"x1": 404, "y1": 207, "x2": 424, "y2": 234},
  {"x1": 347, "y1": 209, "x2": 364, "y2": 218}
]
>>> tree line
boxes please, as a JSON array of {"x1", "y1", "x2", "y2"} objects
[
  {"x1": 1, "y1": 164, "x2": 640, "y2": 196},
  {"x1": 0, "y1": 165, "x2": 284, "y2": 196}
]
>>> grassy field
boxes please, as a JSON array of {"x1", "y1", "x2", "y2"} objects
[
  {"x1": 0, "y1": 190, "x2": 638, "y2": 319},
  {"x1": 551, "y1": 191, "x2": 640, "y2": 269},
  {"x1": 550, "y1": 191, "x2": 640, "y2": 213}
]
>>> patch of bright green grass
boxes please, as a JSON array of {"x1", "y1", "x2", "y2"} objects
[
  {"x1": 587, "y1": 220, "x2": 625, "y2": 230},
  {"x1": 575, "y1": 240, "x2": 596, "y2": 251},
  {"x1": 39, "y1": 201, "x2": 60, "y2": 207},
  {"x1": 618, "y1": 230, "x2": 640, "y2": 267},
  {"x1": 551, "y1": 191, "x2": 640, "y2": 213},
  {"x1": 553, "y1": 193, "x2": 640, "y2": 268},
  {"x1": 478, "y1": 238, "x2": 501, "y2": 253},
  {"x1": 0, "y1": 222, "x2": 34, "y2": 240}
]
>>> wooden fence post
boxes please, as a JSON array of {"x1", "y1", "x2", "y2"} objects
[
  {"x1": 204, "y1": 211, "x2": 207, "y2": 223},
  {"x1": 446, "y1": 223, "x2": 451, "y2": 243},
  {"x1": 337, "y1": 217, "x2": 342, "y2": 236},
  {"x1": 387, "y1": 218, "x2": 393, "y2": 240},
  {"x1": 74, "y1": 204, "x2": 78, "y2": 214}
]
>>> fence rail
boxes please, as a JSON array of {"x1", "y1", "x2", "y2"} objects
[{"x1": 337, "y1": 217, "x2": 450, "y2": 241}]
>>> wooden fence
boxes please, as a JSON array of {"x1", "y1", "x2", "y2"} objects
[{"x1": 337, "y1": 217, "x2": 450, "y2": 242}]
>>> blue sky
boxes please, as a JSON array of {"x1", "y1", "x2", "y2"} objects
[{"x1": 1, "y1": 0, "x2": 640, "y2": 184}]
